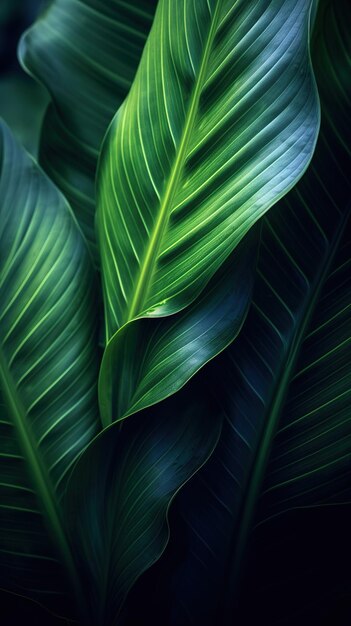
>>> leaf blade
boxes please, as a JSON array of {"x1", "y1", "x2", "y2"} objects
[
  {"x1": 0, "y1": 120, "x2": 100, "y2": 615},
  {"x1": 97, "y1": 0, "x2": 319, "y2": 337},
  {"x1": 135, "y1": 3, "x2": 351, "y2": 623},
  {"x1": 99, "y1": 229, "x2": 258, "y2": 424},
  {"x1": 65, "y1": 381, "x2": 222, "y2": 625},
  {"x1": 19, "y1": 0, "x2": 158, "y2": 259}
]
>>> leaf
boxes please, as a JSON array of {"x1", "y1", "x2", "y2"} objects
[
  {"x1": 0, "y1": 75, "x2": 48, "y2": 157},
  {"x1": 99, "y1": 229, "x2": 258, "y2": 424},
  {"x1": 131, "y1": 2, "x2": 351, "y2": 623},
  {"x1": 0, "y1": 120, "x2": 100, "y2": 616},
  {"x1": 97, "y1": 0, "x2": 319, "y2": 339},
  {"x1": 19, "y1": 0, "x2": 158, "y2": 259},
  {"x1": 64, "y1": 378, "x2": 222, "y2": 626}
]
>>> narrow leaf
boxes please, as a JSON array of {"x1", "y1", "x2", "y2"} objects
[{"x1": 0, "y1": 120, "x2": 100, "y2": 616}]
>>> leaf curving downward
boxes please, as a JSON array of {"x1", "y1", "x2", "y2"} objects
[
  {"x1": 0, "y1": 120, "x2": 100, "y2": 616},
  {"x1": 65, "y1": 380, "x2": 222, "y2": 626},
  {"x1": 19, "y1": 0, "x2": 158, "y2": 260},
  {"x1": 99, "y1": 229, "x2": 258, "y2": 424},
  {"x1": 97, "y1": 0, "x2": 319, "y2": 338}
]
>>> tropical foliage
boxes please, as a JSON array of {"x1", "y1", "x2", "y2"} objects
[{"x1": 0, "y1": 0, "x2": 350, "y2": 624}]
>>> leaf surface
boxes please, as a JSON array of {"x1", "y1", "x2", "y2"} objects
[
  {"x1": 0, "y1": 120, "x2": 100, "y2": 615},
  {"x1": 65, "y1": 380, "x2": 222, "y2": 625},
  {"x1": 134, "y1": 3, "x2": 351, "y2": 623},
  {"x1": 99, "y1": 230, "x2": 257, "y2": 424},
  {"x1": 97, "y1": 0, "x2": 319, "y2": 337},
  {"x1": 19, "y1": 0, "x2": 158, "y2": 258}
]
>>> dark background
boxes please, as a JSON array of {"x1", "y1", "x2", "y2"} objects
[
  {"x1": 1, "y1": 2, "x2": 350, "y2": 625},
  {"x1": 2, "y1": 504, "x2": 351, "y2": 625},
  {"x1": 124, "y1": 502, "x2": 351, "y2": 626}
]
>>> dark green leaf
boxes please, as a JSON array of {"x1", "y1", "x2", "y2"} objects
[
  {"x1": 0, "y1": 75, "x2": 48, "y2": 157},
  {"x1": 99, "y1": 230, "x2": 258, "y2": 424},
  {"x1": 19, "y1": 0, "x2": 158, "y2": 259},
  {"x1": 65, "y1": 381, "x2": 222, "y2": 625},
  {"x1": 0, "y1": 120, "x2": 100, "y2": 616},
  {"x1": 138, "y1": 2, "x2": 351, "y2": 623}
]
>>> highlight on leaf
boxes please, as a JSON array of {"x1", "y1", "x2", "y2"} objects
[
  {"x1": 0, "y1": 0, "x2": 349, "y2": 624},
  {"x1": 129, "y1": 3, "x2": 351, "y2": 623},
  {"x1": 99, "y1": 228, "x2": 258, "y2": 424},
  {"x1": 97, "y1": 0, "x2": 319, "y2": 335},
  {"x1": 96, "y1": 0, "x2": 320, "y2": 423},
  {"x1": 0, "y1": 119, "x2": 100, "y2": 617}
]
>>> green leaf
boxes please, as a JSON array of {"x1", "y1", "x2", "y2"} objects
[
  {"x1": 0, "y1": 75, "x2": 48, "y2": 157},
  {"x1": 97, "y1": 0, "x2": 319, "y2": 339},
  {"x1": 99, "y1": 229, "x2": 258, "y2": 424},
  {"x1": 141, "y1": 2, "x2": 351, "y2": 623},
  {"x1": 19, "y1": 0, "x2": 158, "y2": 259},
  {"x1": 64, "y1": 380, "x2": 222, "y2": 625},
  {"x1": 0, "y1": 120, "x2": 100, "y2": 615}
]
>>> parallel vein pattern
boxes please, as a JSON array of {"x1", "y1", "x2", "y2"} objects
[
  {"x1": 0, "y1": 121, "x2": 99, "y2": 612},
  {"x1": 65, "y1": 385, "x2": 221, "y2": 625},
  {"x1": 99, "y1": 232, "x2": 257, "y2": 423},
  {"x1": 259, "y1": 218, "x2": 351, "y2": 521},
  {"x1": 147, "y1": 3, "x2": 351, "y2": 623},
  {"x1": 97, "y1": 0, "x2": 319, "y2": 338},
  {"x1": 19, "y1": 0, "x2": 158, "y2": 259}
]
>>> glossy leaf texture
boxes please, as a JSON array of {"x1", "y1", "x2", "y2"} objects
[
  {"x1": 19, "y1": 0, "x2": 158, "y2": 259},
  {"x1": 97, "y1": 0, "x2": 319, "y2": 338},
  {"x1": 64, "y1": 379, "x2": 222, "y2": 626},
  {"x1": 0, "y1": 120, "x2": 100, "y2": 615},
  {"x1": 99, "y1": 229, "x2": 258, "y2": 424},
  {"x1": 129, "y1": 2, "x2": 351, "y2": 624}
]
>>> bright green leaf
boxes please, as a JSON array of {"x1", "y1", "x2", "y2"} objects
[
  {"x1": 99, "y1": 229, "x2": 258, "y2": 424},
  {"x1": 97, "y1": 0, "x2": 319, "y2": 339},
  {"x1": 153, "y1": 3, "x2": 351, "y2": 622}
]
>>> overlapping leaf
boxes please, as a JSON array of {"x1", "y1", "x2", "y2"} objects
[
  {"x1": 97, "y1": 0, "x2": 319, "y2": 338},
  {"x1": 133, "y1": 2, "x2": 351, "y2": 624},
  {"x1": 3, "y1": 2, "x2": 345, "y2": 625},
  {"x1": 99, "y1": 230, "x2": 257, "y2": 424},
  {"x1": 65, "y1": 380, "x2": 222, "y2": 626},
  {"x1": 19, "y1": 0, "x2": 158, "y2": 258},
  {"x1": 0, "y1": 120, "x2": 100, "y2": 615},
  {"x1": 0, "y1": 118, "x2": 223, "y2": 626}
]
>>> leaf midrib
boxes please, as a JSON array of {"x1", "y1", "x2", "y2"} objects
[
  {"x1": 0, "y1": 347, "x2": 78, "y2": 596},
  {"x1": 126, "y1": 1, "x2": 222, "y2": 323},
  {"x1": 221, "y1": 208, "x2": 350, "y2": 624}
]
